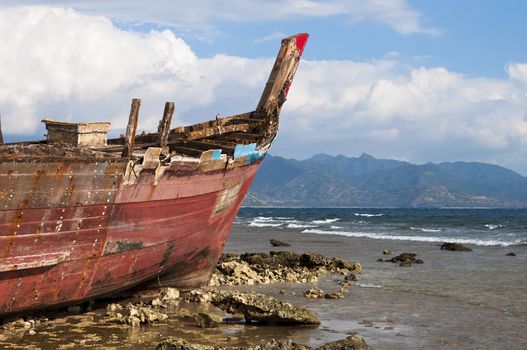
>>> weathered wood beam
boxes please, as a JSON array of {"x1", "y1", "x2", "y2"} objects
[
  {"x1": 200, "y1": 139, "x2": 238, "y2": 148},
  {"x1": 122, "y1": 99, "x2": 141, "y2": 158},
  {"x1": 169, "y1": 145, "x2": 203, "y2": 158},
  {"x1": 222, "y1": 132, "x2": 261, "y2": 142},
  {"x1": 172, "y1": 122, "x2": 259, "y2": 142},
  {"x1": 158, "y1": 102, "x2": 174, "y2": 153},
  {"x1": 184, "y1": 140, "x2": 235, "y2": 154}
]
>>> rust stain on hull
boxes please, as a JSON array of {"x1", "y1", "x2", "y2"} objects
[{"x1": 0, "y1": 33, "x2": 309, "y2": 315}]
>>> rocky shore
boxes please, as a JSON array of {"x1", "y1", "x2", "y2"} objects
[{"x1": 0, "y1": 251, "x2": 371, "y2": 350}]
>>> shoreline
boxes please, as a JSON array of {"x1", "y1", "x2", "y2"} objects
[
  {"x1": 225, "y1": 224, "x2": 527, "y2": 349},
  {"x1": 0, "y1": 224, "x2": 524, "y2": 349}
]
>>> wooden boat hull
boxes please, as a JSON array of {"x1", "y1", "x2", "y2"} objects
[
  {"x1": 0, "y1": 32, "x2": 308, "y2": 315},
  {"x1": 0, "y1": 157, "x2": 260, "y2": 315}
]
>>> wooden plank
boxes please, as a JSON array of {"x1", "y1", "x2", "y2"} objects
[
  {"x1": 174, "y1": 122, "x2": 259, "y2": 142},
  {"x1": 169, "y1": 145, "x2": 203, "y2": 158},
  {"x1": 158, "y1": 102, "x2": 175, "y2": 153},
  {"x1": 122, "y1": 99, "x2": 141, "y2": 158}
]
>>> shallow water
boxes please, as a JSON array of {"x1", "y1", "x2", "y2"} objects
[
  {"x1": 225, "y1": 225, "x2": 527, "y2": 349},
  {"x1": 1, "y1": 221, "x2": 525, "y2": 349}
]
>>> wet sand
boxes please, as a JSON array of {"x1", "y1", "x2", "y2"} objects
[{"x1": 1, "y1": 224, "x2": 526, "y2": 349}]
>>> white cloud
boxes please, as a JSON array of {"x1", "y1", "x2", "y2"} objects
[
  {"x1": 0, "y1": 0, "x2": 438, "y2": 36},
  {"x1": 506, "y1": 62, "x2": 527, "y2": 85},
  {"x1": 0, "y1": 7, "x2": 526, "y2": 175},
  {"x1": 0, "y1": 6, "x2": 269, "y2": 134}
]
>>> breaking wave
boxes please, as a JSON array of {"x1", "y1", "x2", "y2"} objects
[
  {"x1": 354, "y1": 213, "x2": 384, "y2": 217},
  {"x1": 248, "y1": 216, "x2": 283, "y2": 227},
  {"x1": 312, "y1": 218, "x2": 340, "y2": 224},
  {"x1": 410, "y1": 226, "x2": 442, "y2": 233},
  {"x1": 248, "y1": 222, "x2": 283, "y2": 228},
  {"x1": 485, "y1": 224, "x2": 503, "y2": 230},
  {"x1": 301, "y1": 229, "x2": 522, "y2": 247}
]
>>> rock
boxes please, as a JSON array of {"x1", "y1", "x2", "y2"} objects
[
  {"x1": 211, "y1": 290, "x2": 320, "y2": 325},
  {"x1": 339, "y1": 281, "x2": 350, "y2": 293},
  {"x1": 350, "y1": 262, "x2": 362, "y2": 273},
  {"x1": 107, "y1": 303, "x2": 123, "y2": 314},
  {"x1": 160, "y1": 287, "x2": 180, "y2": 301},
  {"x1": 506, "y1": 252, "x2": 516, "y2": 256},
  {"x1": 157, "y1": 338, "x2": 310, "y2": 350},
  {"x1": 28, "y1": 329, "x2": 36, "y2": 335},
  {"x1": 193, "y1": 313, "x2": 220, "y2": 328},
  {"x1": 240, "y1": 252, "x2": 274, "y2": 266},
  {"x1": 300, "y1": 253, "x2": 326, "y2": 268},
  {"x1": 304, "y1": 288, "x2": 325, "y2": 299},
  {"x1": 316, "y1": 334, "x2": 373, "y2": 350},
  {"x1": 156, "y1": 338, "x2": 213, "y2": 350},
  {"x1": 440, "y1": 242, "x2": 472, "y2": 252},
  {"x1": 344, "y1": 272, "x2": 357, "y2": 282},
  {"x1": 324, "y1": 292, "x2": 344, "y2": 299},
  {"x1": 381, "y1": 252, "x2": 424, "y2": 267},
  {"x1": 182, "y1": 289, "x2": 213, "y2": 303},
  {"x1": 269, "y1": 251, "x2": 302, "y2": 267},
  {"x1": 327, "y1": 257, "x2": 357, "y2": 271},
  {"x1": 247, "y1": 339, "x2": 312, "y2": 350},
  {"x1": 279, "y1": 289, "x2": 287, "y2": 295},
  {"x1": 117, "y1": 303, "x2": 168, "y2": 326},
  {"x1": 218, "y1": 261, "x2": 258, "y2": 282},
  {"x1": 211, "y1": 251, "x2": 361, "y2": 286},
  {"x1": 383, "y1": 249, "x2": 392, "y2": 255},
  {"x1": 270, "y1": 239, "x2": 291, "y2": 247}
]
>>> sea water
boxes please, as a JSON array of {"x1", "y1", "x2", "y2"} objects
[{"x1": 236, "y1": 208, "x2": 527, "y2": 247}]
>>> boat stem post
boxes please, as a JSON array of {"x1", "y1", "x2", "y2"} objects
[
  {"x1": 122, "y1": 99, "x2": 141, "y2": 158},
  {"x1": 158, "y1": 102, "x2": 175, "y2": 154}
]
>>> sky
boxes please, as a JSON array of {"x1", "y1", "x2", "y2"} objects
[{"x1": 0, "y1": 1, "x2": 526, "y2": 174}]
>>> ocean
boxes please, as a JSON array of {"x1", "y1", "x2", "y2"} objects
[
  {"x1": 236, "y1": 208, "x2": 527, "y2": 247},
  {"x1": 228, "y1": 208, "x2": 527, "y2": 349}
]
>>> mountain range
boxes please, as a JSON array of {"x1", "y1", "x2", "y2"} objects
[{"x1": 244, "y1": 153, "x2": 527, "y2": 208}]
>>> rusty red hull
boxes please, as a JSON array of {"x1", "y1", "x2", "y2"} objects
[
  {"x1": 0, "y1": 32, "x2": 309, "y2": 316},
  {"x1": 0, "y1": 157, "x2": 261, "y2": 315}
]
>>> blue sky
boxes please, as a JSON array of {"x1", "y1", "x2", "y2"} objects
[
  {"x1": 1, "y1": 1, "x2": 526, "y2": 174},
  {"x1": 159, "y1": 0, "x2": 527, "y2": 78}
]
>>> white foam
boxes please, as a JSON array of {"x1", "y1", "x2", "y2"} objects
[
  {"x1": 410, "y1": 226, "x2": 442, "y2": 233},
  {"x1": 357, "y1": 283, "x2": 382, "y2": 289},
  {"x1": 249, "y1": 222, "x2": 283, "y2": 228},
  {"x1": 301, "y1": 229, "x2": 520, "y2": 247},
  {"x1": 354, "y1": 213, "x2": 384, "y2": 217},
  {"x1": 312, "y1": 218, "x2": 340, "y2": 224},
  {"x1": 485, "y1": 224, "x2": 503, "y2": 230},
  {"x1": 254, "y1": 216, "x2": 275, "y2": 221}
]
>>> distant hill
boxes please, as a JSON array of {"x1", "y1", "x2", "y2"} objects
[{"x1": 244, "y1": 153, "x2": 527, "y2": 208}]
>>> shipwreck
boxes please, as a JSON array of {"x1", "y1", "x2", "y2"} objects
[{"x1": 0, "y1": 33, "x2": 309, "y2": 315}]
